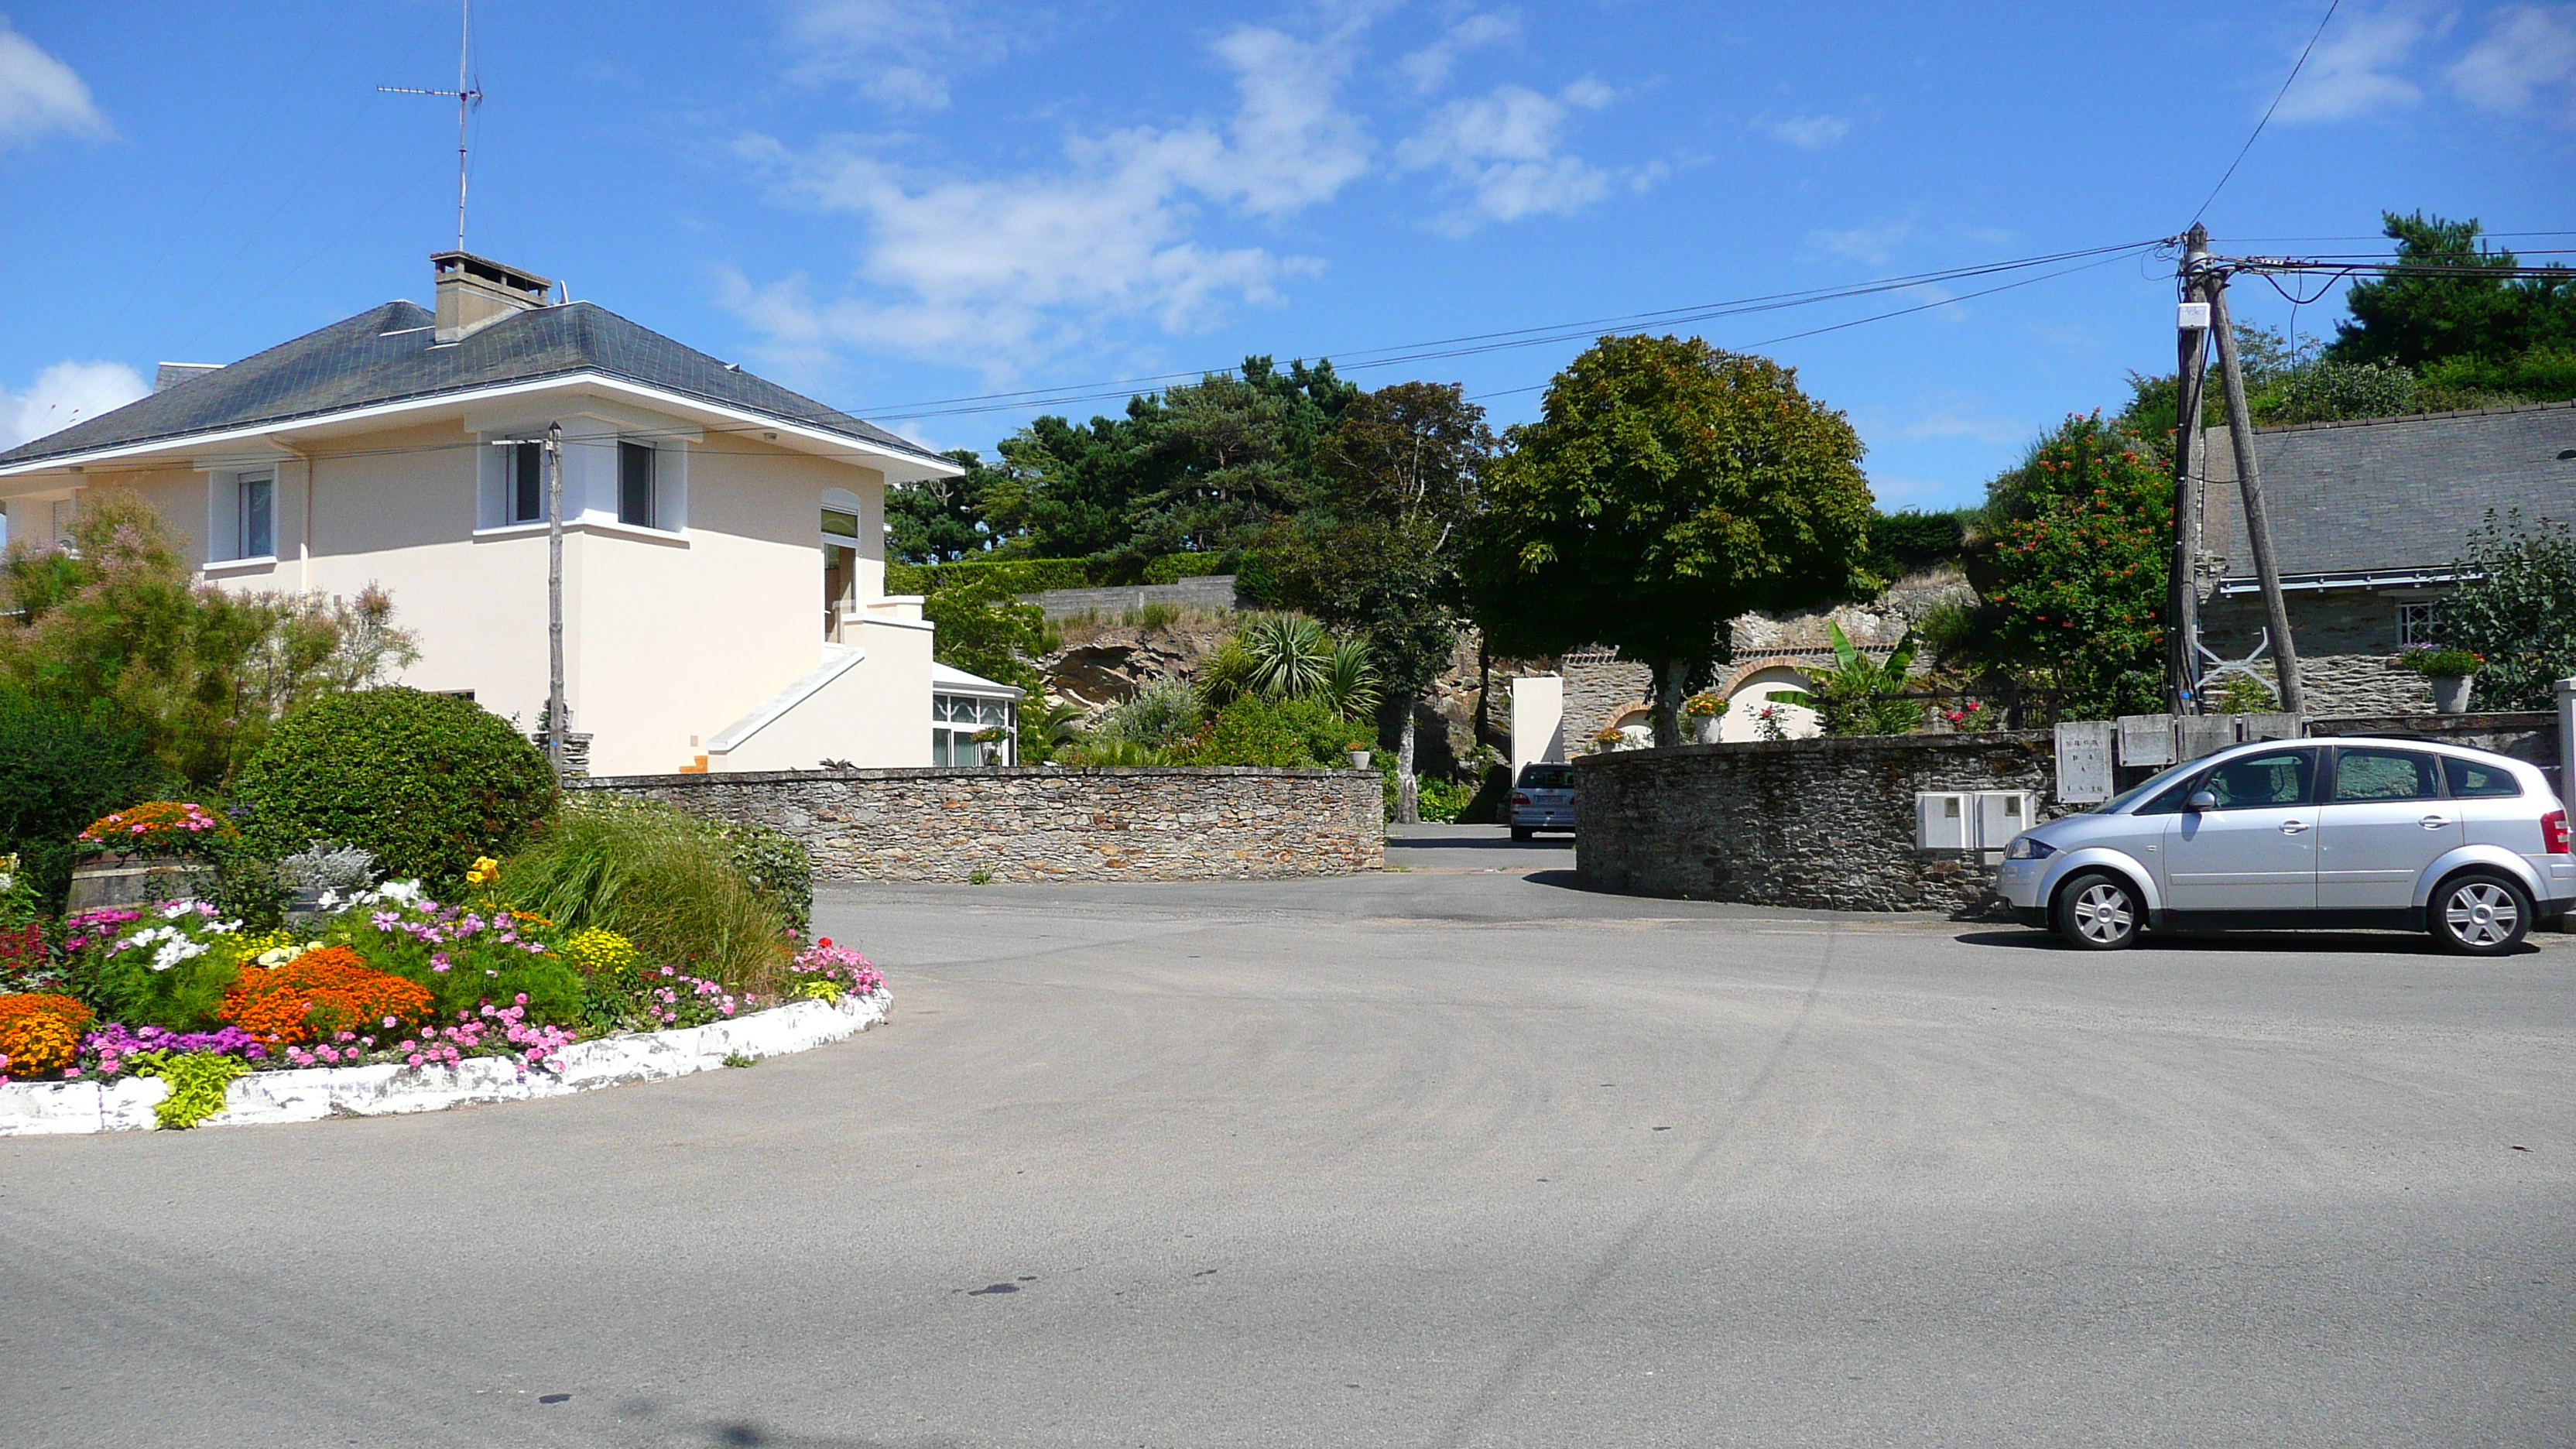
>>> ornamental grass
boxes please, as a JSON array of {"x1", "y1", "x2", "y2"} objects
[
  {"x1": 495, "y1": 800, "x2": 793, "y2": 999},
  {"x1": 218, "y1": 946, "x2": 434, "y2": 1047},
  {"x1": 0, "y1": 992, "x2": 95, "y2": 1077}
]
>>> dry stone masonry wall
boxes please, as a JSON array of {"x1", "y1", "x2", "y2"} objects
[{"x1": 577, "y1": 766, "x2": 1384, "y2": 883}]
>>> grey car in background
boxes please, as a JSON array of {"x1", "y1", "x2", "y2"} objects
[
  {"x1": 1510, "y1": 764, "x2": 1577, "y2": 841},
  {"x1": 1995, "y1": 738, "x2": 2574, "y2": 954}
]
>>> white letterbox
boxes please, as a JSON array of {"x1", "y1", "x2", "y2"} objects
[
  {"x1": 1917, "y1": 792, "x2": 1971, "y2": 850},
  {"x1": 1975, "y1": 790, "x2": 2034, "y2": 850}
]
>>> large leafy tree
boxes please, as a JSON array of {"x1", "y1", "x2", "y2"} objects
[
  {"x1": 2328, "y1": 212, "x2": 2576, "y2": 399},
  {"x1": 1975, "y1": 413, "x2": 2170, "y2": 719},
  {"x1": 1261, "y1": 382, "x2": 1489, "y2": 819},
  {"x1": 887, "y1": 450, "x2": 1011, "y2": 564},
  {"x1": 1464, "y1": 335, "x2": 1875, "y2": 748},
  {"x1": 0, "y1": 490, "x2": 418, "y2": 786}
]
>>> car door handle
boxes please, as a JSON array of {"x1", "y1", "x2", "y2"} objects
[
  {"x1": 2418, "y1": 815, "x2": 2451, "y2": 828},
  {"x1": 2280, "y1": 820, "x2": 2309, "y2": 834}
]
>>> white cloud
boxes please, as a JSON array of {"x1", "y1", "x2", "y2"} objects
[
  {"x1": 1396, "y1": 77, "x2": 1620, "y2": 234},
  {"x1": 728, "y1": 23, "x2": 1370, "y2": 374},
  {"x1": 2448, "y1": 4, "x2": 2576, "y2": 113},
  {"x1": 2274, "y1": 5, "x2": 2437, "y2": 122},
  {"x1": 0, "y1": 19, "x2": 108, "y2": 149},
  {"x1": 1901, "y1": 404, "x2": 2023, "y2": 444},
  {"x1": 1758, "y1": 112, "x2": 1852, "y2": 151},
  {"x1": 1399, "y1": 10, "x2": 1522, "y2": 93},
  {"x1": 1, "y1": 360, "x2": 147, "y2": 449},
  {"x1": 1809, "y1": 221, "x2": 1911, "y2": 266},
  {"x1": 780, "y1": 0, "x2": 1016, "y2": 108}
]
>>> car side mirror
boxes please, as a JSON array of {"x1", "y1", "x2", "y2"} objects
[{"x1": 2187, "y1": 790, "x2": 2219, "y2": 813}]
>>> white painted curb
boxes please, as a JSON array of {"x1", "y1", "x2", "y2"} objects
[{"x1": 0, "y1": 989, "x2": 890, "y2": 1136}]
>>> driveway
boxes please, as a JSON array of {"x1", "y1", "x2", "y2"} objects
[{"x1": 4, "y1": 872, "x2": 2571, "y2": 1447}]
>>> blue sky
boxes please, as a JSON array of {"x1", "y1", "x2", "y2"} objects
[{"x1": 2, "y1": 1, "x2": 2571, "y2": 511}]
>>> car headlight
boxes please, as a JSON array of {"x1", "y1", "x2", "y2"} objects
[{"x1": 2003, "y1": 834, "x2": 2057, "y2": 862}]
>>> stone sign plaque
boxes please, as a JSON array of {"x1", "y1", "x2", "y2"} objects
[
  {"x1": 2238, "y1": 711, "x2": 2304, "y2": 742},
  {"x1": 2180, "y1": 714, "x2": 2237, "y2": 761},
  {"x1": 2054, "y1": 721, "x2": 2114, "y2": 803},
  {"x1": 2117, "y1": 714, "x2": 2177, "y2": 767}
]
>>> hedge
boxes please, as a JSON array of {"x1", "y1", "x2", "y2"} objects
[{"x1": 886, "y1": 557, "x2": 1101, "y2": 596}]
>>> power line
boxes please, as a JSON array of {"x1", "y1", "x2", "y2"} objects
[{"x1": 2194, "y1": 0, "x2": 2341, "y2": 224}]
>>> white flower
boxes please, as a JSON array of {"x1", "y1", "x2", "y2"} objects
[
  {"x1": 150, "y1": 936, "x2": 207, "y2": 972},
  {"x1": 317, "y1": 889, "x2": 343, "y2": 910}
]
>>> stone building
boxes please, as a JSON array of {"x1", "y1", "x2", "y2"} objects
[{"x1": 2198, "y1": 400, "x2": 2576, "y2": 714}]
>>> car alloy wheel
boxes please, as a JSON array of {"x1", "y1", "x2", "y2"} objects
[
  {"x1": 2055, "y1": 871, "x2": 2139, "y2": 951},
  {"x1": 2432, "y1": 872, "x2": 2530, "y2": 955}
]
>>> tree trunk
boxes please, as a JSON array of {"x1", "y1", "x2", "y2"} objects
[
  {"x1": 1396, "y1": 704, "x2": 1420, "y2": 824},
  {"x1": 1649, "y1": 660, "x2": 1692, "y2": 749}
]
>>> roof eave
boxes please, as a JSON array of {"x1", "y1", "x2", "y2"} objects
[{"x1": 0, "y1": 370, "x2": 961, "y2": 483}]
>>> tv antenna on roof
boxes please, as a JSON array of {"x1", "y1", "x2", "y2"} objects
[{"x1": 379, "y1": 0, "x2": 483, "y2": 252}]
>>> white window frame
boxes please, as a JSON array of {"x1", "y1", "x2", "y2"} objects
[
  {"x1": 2396, "y1": 599, "x2": 2437, "y2": 649},
  {"x1": 207, "y1": 469, "x2": 277, "y2": 564},
  {"x1": 931, "y1": 692, "x2": 1017, "y2": 766}
]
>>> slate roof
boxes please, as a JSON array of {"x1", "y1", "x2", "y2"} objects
[
  {"x1": 0, "y1": 299, "x2": 946, "y2": 469},
  {"x1": 2201, "y1": 401, "x2": 2576, "y2": 587}
]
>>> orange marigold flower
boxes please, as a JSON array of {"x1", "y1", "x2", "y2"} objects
[
  {"x1": 219, "y1": 947, "x2": 433, "y2": 1047},
  {"x1": 0, "y1": 993, "x2": 95, "y2": 1077}
]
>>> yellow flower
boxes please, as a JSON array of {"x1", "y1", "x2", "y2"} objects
[{"x1": 464, "y1": 855, "x2": 500, "y2": 886}]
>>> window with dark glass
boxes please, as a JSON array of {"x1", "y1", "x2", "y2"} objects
[
  {"x1": 2443, "y1": 756, "x2": 2523, "y2": 798},
  {"x1": 2198, "y1": 748, "x2": 2318, "y2": 808},
  {"x1": 618, "y1": 442, "x2": 655, "y2": 527},
  {"x1": 509, "y1": 442, "x2": 544, "y2": 523},
  {"x1": 2331, "y1": 748, "x2": 2440, "y2": 802},
  {"x1": 236, "y1": 474, "x2": 273, "y2": 558}
]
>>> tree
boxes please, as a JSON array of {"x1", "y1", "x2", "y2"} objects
[
  {"x1": 1463, "y1": 335, "x2": 1875, "y2": 748},
  {"x1": 1260, "y1": 382, "x2": 1489, "y2": 820},
  {"x1": 2328, "y1": 211, "x2": 2576, "y2": 400},
  {"x1": 887, "y1": 450, "x2": 1011, "y2": 564},
  {"x1": 2437, "y1": 513, "x2": 2576, "y2": 711},
  {"x1": 0, "y1": 490, "x2": 418, "y2": 786},
  {"x1": 918, "y1": 571, "x2": 1052, "y2": 761},
  {"x1": 1975, "y1": 413, "x2": 2170, "y2": 719}
]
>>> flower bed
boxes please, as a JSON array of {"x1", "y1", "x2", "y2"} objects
[{"x1": 0, "y1": 870, "x2": 887, "y2": 1133}]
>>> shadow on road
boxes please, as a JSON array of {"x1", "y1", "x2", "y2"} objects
[
  {"x1": 1954, "y1": 927, "x2": 2536, "y2": 957},
  {"x1": 1386, "y1": 834, "x2": 1574, "y2": 853}
]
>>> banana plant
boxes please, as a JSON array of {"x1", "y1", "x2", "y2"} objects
[{"x1": 1767, "y1": 622, "x2": 1925, "y2": 736}]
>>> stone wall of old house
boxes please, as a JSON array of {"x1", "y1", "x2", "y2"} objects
[
  {"x1": 2198, "y1": 588, "x2": 2439, "y2": 716},
  {"x1": 573, "y1": 766, "x2": 1384, "y2": 883},
  {"x1": 1574, "y1": 712, "x2": 2563, "y2": 914}
]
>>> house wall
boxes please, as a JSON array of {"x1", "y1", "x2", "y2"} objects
[
  {"x1": 2199, "y1": 587, "x2": 2440, "y2": 716},
  {"x1": 24, "y1": 413, "x2": 913, "y2": 776},
  {"x1": 576, "y1": 766, "x2": 1386, "y2": 882}
]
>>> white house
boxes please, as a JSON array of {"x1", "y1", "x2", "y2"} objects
[{"x1": 0, "y1": 251, "x2": 1021, "y2": 776}]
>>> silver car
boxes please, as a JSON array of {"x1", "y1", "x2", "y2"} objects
[
  {"x1": 1510, "y1": 763, "x2": 1577, "y2": 841},
  {"x1": 1996, "y1": 738, "x2": 2574, "y2": 954}
]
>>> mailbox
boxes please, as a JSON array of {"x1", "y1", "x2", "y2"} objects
[{"x1": 1918, "y1": 790, "x2": 2036, "y2": 852}]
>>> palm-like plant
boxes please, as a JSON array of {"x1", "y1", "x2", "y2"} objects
[
  {"x1": 1768, "y1": 622, "x2": 1923, "y2": 736},
  {"x1": 1235, "y1": 614, "x2": 1334, "y2": 699},
  {"x1": 1314, "y1": 638, "x2": 1382, "y2": 721}
]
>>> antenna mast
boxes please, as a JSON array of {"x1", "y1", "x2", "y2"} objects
[{"x1": 379, "y1": 0, "x2": 481, "y2": 252}]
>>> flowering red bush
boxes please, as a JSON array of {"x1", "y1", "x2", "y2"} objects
[
  {"x1": 0, "y1": 993, "x2": 96, "y2": 1078},
  {"x1": 218, "y1": 947, "x2": 433, "y2": 1046},
  {"x1": 77, "y1": 801, "x2": 238, "y2": 855}
]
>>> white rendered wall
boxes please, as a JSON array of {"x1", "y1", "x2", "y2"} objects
[{"x1": 1509, "y1": 675, "x2": 1565, "y2": 784}]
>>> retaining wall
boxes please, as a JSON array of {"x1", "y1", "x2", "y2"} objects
[
  {"x1": 1023, "y1": 575, "x2": 1242, "y2": 622},
  {"x1": 1575, "y1": 711, "x2": 2563, "y2": 914},
  {"x1": 575, "y1": 766, "x2": 1383, "y2": 882}
]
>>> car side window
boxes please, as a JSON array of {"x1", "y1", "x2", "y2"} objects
[
  {"x1": 2133, "y1": 779, "x2": 2197, "y2": 815},
  {"x1": 2199, "y1": 749, "x2": 2317, "y2": 808},
  {"x1": 2442, "y1": 756, "x2": 2523, "y2": 799},
  {"x1": 2332, "y1": 748, "x2": 2440, "y2": 802}
]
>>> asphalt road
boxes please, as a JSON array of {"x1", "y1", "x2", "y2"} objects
[{"x1": 4, "y1": 865, "x2": 2572, "y2": 1448}]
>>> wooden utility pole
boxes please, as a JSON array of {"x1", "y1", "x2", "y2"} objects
[
  {"x1": 2167, "y1": 225, "x2": 2212, "y2": 714},
  {"x1": 2205, "y1": 269, "x2": 2304, "y2": 716},
  {"x1": 545, "y1": 421, "x2": 567, "y2": 774}
]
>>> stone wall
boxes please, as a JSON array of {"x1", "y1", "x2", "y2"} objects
[
  {"x1": 1574, "y1": 731, "x2": 2060, "y2": 913},
  {"x1": 1575, "y1": 712, "x2": 2564, "y2": 914},
  {"x1": 2201, "y1": 589, "x2": 2437, "y2": 716},
  {"x1": 1023, "y1": 575, "x2": 1243, "y2": 622},
  {"x1": 574, "y1": 766, "x2": 1384, "y2": 883}
]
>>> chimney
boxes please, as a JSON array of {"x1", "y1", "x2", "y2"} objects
[
  {"x1": 153, "y1": 362, "x2": 221, "y2": 392},
  {"x1": 431, "y1": 251, "x2": 555, "y2": 344}
]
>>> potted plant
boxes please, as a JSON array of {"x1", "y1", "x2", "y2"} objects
[
  {"x1": 1345, "y1": 741, "x2": 1372, "y2": 769},
  {"x1": 1683, "y1": 692, "x2": 1722, "y2": 743},
  {"x1": 2398, "y1": 647, "x2": 2484, "y2": 715},
  {"x1": 68, "y1": 802, "x2": 237, "y2": 913}
]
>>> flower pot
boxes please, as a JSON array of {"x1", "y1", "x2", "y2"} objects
[
  {"x1": 1691, "y1": 716, "x2": 1721, "y2": 745},
  {"x1": 1348, "y1": 750, "x2": 1372, "y2": 769},
  {"x1": 67, "y1": 852, "x2": 218, "y2": 913},
  {"x1": 2429, "y1": 674, "x2": 2475, "y2": 714}
]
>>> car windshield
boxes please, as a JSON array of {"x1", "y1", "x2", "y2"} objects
[
  {"x1": 2093, "y1": 758, "x2": 2203, "y2": 814},
  {"x1": 1518, "y1": 766, "x2": 1576, "y2": 790}
]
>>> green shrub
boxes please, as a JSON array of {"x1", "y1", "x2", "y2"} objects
[
  {"x1": 492, "y1": 799, "x2": 791, "y2": 998},
  {"x1": 1142, "y1": 552, "x2": 1228, "y2": 584},
  {"x1": 235, "y1": 688, "x2": 557, "y2": 893},
  {"x1": 1178, "y1": 694, "x2": 1352, "y2": 768},
  {"x1": 0, "y1": 690, "x2": 173, "y2": 909},
  {"x1": 1091, "y1": 681, "x2": 1204, "y2": 751},
  {"x1": 887, "y1": 557, "x2": 1101, "y2": 596},
  {"x1": 1416, "y1": 776, "x2": 1475, "y2": 823},
  {"x1": 713, "y1": 822, "x2": 812, "y2": 935}
]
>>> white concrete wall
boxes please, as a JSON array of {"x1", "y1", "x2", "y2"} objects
[
  {"x1": 704, "y1": 612, "x2": 934, "y2": 773},
  {"x1": 1509, "y1": 675, "x2": 1565, "y2": 784}
]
